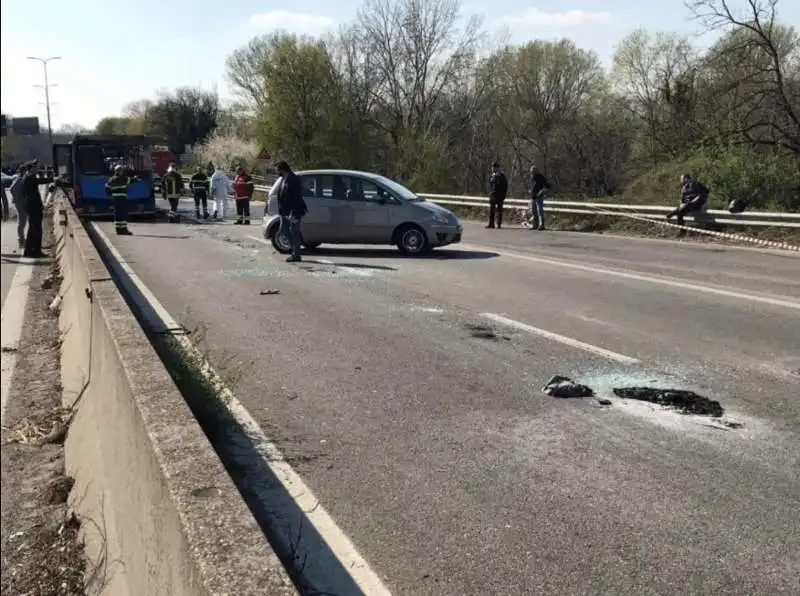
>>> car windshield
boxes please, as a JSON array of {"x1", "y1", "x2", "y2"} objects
[{"x1": 374, "y1": 175, "x2": 422, "y2": 201}]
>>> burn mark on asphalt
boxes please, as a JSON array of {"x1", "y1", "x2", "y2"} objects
[
  {"x1": 612, "y1": 387, "x2": 724, "y2": 417},
  {"x1": 463, "y1": 323, "x2": 511, "y2": 341}
]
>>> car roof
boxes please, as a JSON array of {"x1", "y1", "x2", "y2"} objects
[{"x1": 295, "y1": 169, "x2": 387, "y2": 181}]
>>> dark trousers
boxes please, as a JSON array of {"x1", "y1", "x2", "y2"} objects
[
  {"x1": 235, "y1": 198, "x2": 251, "y2": 222},
  {"x1": 279, "y1": 215, "x2": 302, "y2": 258},
  {"x1": 668, "y1": 195, "x2": 707, "y2": 226},
  {"x1": 488, "y1": 199, "x2": 505, "y2": 228},
  {"x1": 168, "y1": 197, "x2": 180, "y2": 213},
  {"x1": 24, "y1": 201, "x2": 43, "y2": 256},
  {"x1": 193, "y1": 191, "x2": 208, "y2": 213},
  {"x1": 113, "y1": 196, "x2": 129, "y2": 232}
]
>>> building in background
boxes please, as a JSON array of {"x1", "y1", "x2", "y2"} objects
[{"x1": 2, "y1": 113, "x2": 68, "y2": 168}]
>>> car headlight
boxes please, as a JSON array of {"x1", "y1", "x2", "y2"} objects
[{"x1": 430, "y1": 212, "x2": 450, "y2": 224}]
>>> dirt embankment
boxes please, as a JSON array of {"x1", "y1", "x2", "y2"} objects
[{"x1": 1, "y1": 215, "x2": 87, "y2": 595}]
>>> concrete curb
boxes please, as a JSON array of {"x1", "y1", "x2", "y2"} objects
[{"x1": 52, "y1": 197, "x2": 297, "y2": 595}]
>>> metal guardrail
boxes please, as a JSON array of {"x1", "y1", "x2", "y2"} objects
[{"x1": 179, "y1": 176, "x2": 800, "y2": 229}]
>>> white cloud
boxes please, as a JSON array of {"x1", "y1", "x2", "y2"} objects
[
  {"x1": 248, "y1": 10, "x2": 335, "y2": 35},
  {"x1": 498, "y1": 8, "x2": 614, "y2": 29}
]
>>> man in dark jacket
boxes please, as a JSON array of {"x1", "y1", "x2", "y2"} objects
[
  {"x1": 276, "y1": 160, "x2": 308, "y2": 262},
  {"x1": 22, "y1": 161, "x2": 46, "y2": 258},
  {"x1": 190, "y1": 165, "x2": 210, "y2": 219},
  {"x1": 487, "y1": 161, "x2": 509, "y2": 229},
  {"x1": 668, "y1": 174, "x2": 709, "y2": 227}
]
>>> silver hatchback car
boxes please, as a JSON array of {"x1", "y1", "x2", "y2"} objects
[{"x1": 263, "y1": 169, "x2": 462, "y2": 256}]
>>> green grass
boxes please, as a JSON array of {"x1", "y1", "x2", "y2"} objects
[{"x1": 621, "y1": 144, "x2": 800, "y2": 211}]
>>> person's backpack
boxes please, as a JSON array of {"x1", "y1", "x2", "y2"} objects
[
  {"x1": 9, "y1": 174, "x2": 25, "y2": 203},
  {"x1": 728, "y1": 198, "x2": 747, "y2": 214}
]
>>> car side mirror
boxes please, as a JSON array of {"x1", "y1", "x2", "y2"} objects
[{"x1": 376, "y1": 196, "x2": 387, "y2": 205}]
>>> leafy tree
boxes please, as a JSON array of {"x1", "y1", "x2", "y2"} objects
[{"x1": 147, "y1": 87, "x2": 220, "y2": 153}]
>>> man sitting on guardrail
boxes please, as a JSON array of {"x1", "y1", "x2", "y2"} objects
[{"x1": 667, "y1": 174, "x2": 709, "y2": 227}]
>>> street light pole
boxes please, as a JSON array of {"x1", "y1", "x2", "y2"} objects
[{"x1": 27, "y1": 56, "x2": 61, "y2": 160}]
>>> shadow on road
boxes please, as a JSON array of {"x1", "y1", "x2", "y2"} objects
[
  {"x1": 309, "y1": 247, "x2": 499, "y2": 261},
  {"x1": 303, "y1": 260, "x2": 397, "y2": 271},
  {"x1": 132, "y1": 233, "x2": 192, "y2": 240},
  {"x1": 1, "y1": 253, "x2": 51, "y2": 265}
]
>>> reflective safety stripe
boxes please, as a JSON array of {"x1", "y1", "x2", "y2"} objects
[{"x1": 115, "y1": 222, "x2": 128, "y2": 227}]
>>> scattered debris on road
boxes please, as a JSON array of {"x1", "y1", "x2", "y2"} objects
[
  {"x1": 596, "y1": 398, "x2": 613, "y2": 406},
  {"x1": 260, "y1": 289, "x2": 281, "y2": 296},
  {"x1": 612, "y1": 387, "x2": 724, "y2": 417},
  {"x1": 542, "y1": 375, "x2": 595, "y2": 398}
]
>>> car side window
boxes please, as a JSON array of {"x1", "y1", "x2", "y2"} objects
[
  {"x1": 299, "y1": 175, "x2": 317, "y2": 198},
  {"x1": 346, "y1": 177, "x2": 395, "y2": 203},
  {"x1": 320, "y1": 175, "x2": 350, "y2": 200}
]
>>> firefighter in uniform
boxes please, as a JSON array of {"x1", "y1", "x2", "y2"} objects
[
  {"x1": 162, "y1": 162, "x2": 185, "y2": 223},
  {"x1": 105, "y1": 165, "x2": 133, "y2": 235},
  {"x1": 190, "y1": 165, "x2": 210, "y2": 219}
]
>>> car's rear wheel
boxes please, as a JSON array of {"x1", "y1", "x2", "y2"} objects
[{"x1": 396, "y1": 224, "x2": 430, "y2": 256}]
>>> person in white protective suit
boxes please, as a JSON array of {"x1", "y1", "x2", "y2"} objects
[{"x1": 209, "y1": 165, "x2": 233, "y2": 220}]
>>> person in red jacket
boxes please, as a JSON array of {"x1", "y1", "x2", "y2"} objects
[{"x1": 233, "y1": 166, "x2": 255, "y2": 225}]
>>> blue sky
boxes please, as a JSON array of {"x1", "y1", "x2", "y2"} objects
[{"x1": 2, "y1": 0, "x2": 796, "y2": 129}]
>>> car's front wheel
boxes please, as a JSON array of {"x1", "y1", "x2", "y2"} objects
[
  {"x1": 269, "y1": 223, "x2": 293, "y2": 254},
  {"x1": 396, "y1": 224, "x2": 430, "y2": 256}
]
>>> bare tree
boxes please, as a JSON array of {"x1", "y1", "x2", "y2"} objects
[{"x1": 687, "y1": 0, "x2": 800, "y2": 152}]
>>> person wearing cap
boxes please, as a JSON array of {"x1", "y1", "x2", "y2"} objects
[
  {"x1": 161, "y1": 162, "x2": 185, "y2": 222},
  {"x1": 105, "y1": 165, "x2": 133, "y2": 235},
  {"x1": 487, "y1": 161, "x2": 508, "y2": 229},
  {"x1": 22, "y1": 160, "x2": 46, "y2": 257},
  {"x1": 8, "y1": 163, "x2": 30, "y2": 248}
]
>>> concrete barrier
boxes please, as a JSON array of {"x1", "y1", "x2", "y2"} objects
[{"x1": 53, "y1": 197, "x2": 297, "y2": 595}]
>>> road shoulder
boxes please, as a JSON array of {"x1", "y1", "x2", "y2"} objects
[{"x1": 1, "y1": 220, "x2": 86, "y2": 595}]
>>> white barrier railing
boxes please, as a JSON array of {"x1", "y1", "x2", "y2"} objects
[{"x1": 180, "y1": 176, "x2": 800, "y2": 229}]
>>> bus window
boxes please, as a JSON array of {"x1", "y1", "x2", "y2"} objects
[{"x1": 76, "y1": 145, "x2": 106, "y2": 175}]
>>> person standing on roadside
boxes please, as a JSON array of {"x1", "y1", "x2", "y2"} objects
[
  {"x1": 276, "y1": 160, "x2": 308, "y2": 263},
  {"x1": 487, "y1": 161, "x2": 508, "y2": 229},
  {"x1": 22, "y1": 160, "x2": 46, "y2": 258},
  {"x1": 233, "y1": 165, "x2": 255, "y2": 225},
  {"x1": 190, "y1": 165, "x2": 211, "y2": 220},
  {"x1": 209, "y1": 164, "x2": 232, "y2": 220},
  {"x1": 9, "y1": 164, "x2": 29, "y2": 248},
  {"x1": 528, "y1": 165, "x2": 550, "y2": 231},
  {"x1": 161, "y1": 163, "x2": 185, "y2": 223}
]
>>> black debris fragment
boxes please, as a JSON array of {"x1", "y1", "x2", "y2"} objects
[
  {"x1": 542, "y1": 375, "x2": 594, "y2": 398},
  {"x1": 260, "y1": 289, "x2": 281, "y2": 295},
  {"x1": 612, "y1": 387, "x2": 723, "y2": 417},
  {"x1": 464, "y1": 323, "x2": 497, "y2": 340},
  {"x1": 596, "y1": 398, "x2": 612, "y2": 406}
]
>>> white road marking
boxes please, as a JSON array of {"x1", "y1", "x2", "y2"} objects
[
  {"x1": 246, "y1": 235, "x2": 268, "y2": 245},
  {"x1": 1, "y1": 261, "x2": 35, "y2": 426},
  {"x1": 461, "y1": 242, "x2": 800, "y2": 310},
  {"x1": 91, "y1": 224, "x2": 392, "y2": 595},
  {"x1": 481, "y1": 312, "x2": 641, "y2": 365}
]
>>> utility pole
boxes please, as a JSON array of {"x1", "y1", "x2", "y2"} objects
[{"x1": 27, "y1": 56, "x2": 61, "y2": 161}]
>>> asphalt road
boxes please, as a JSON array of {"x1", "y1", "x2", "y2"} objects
[
  {"x1": 1, "y1": 220, "x2": 22, "y2": 310},
  {"x1": 95, "y1": 204, "x2": 800, "y2": 595}
]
